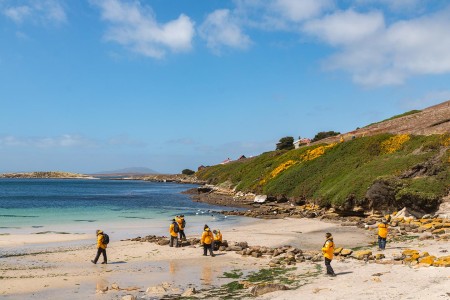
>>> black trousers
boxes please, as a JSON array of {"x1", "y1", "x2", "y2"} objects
[
  {"x1": 213, "y1": 241, "x2": 221, "y2": 251},
  {"x1": 94, "y1": 248, "x2": 107, "y2": 263},
  {"x1": 203, "y1": 244, "x2": 214, "y2": 256},
  {"x1": 170, "y1": 235, "x2": 179, "y2": 247},
  {"x1": 325, "y1": 257, "x2": 335, "y2": 275},
  {"x1": 179, "y1": 230, "x2": 186, "y2": 240}
]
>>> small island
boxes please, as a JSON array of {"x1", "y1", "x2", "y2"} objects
[{"x1": 0, "y1": 171, "x2": 96, "y2": 179}]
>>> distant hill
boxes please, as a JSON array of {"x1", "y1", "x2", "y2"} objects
[
  {"x1": 196, "y1": 100, "x2": 450, "y2": 215},
  {"x1": 93, "y1": 167, "x2": 159, "y2": 175}
]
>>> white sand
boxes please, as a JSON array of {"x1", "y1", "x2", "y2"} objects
[{"x1": 0, "y1": 218, "x2": 449, "y2": 299}]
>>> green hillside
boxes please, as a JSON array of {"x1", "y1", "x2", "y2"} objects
[{"x1": 196, "y1": 134, "x2": 450, "y2": 213}]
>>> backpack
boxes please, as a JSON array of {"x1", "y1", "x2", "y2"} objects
[
  {"x1": 102, "y1": 233, "x2": 110, "y2": 245},
  {"x1": 173, "y1": 222, "x2": 180, "y2": 233},
  {"x1": 182, "y1": 219, "x2": 186, "y2": 228}
]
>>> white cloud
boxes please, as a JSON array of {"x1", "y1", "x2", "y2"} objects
[
  {"x1": 91, "y1": 0, "x2": 195, "y2": 59},
  {"x1": 303, "y1": 8, "x2": 450, "y2": 86},
  {"x1": 3, "y1": 5, "x2": 31, "y2": 23},
  {"x1": 2, "y1": 0, "x2": 66, "y2": 25},
  {"x1": 199, "y1": 9, "x2": 251, "y2": 53},
  {"x1": 303, "y1": 10, "x2": 384, "y2": 46},
  {"x1": 272, "y1": 0, "x2": 334, "y2": 22},
  {"x1": 232, "y1": 0, "x2": 333, "y2": 30},
  {"x1": 0, "y1": 134, "x2": 96, "y2": 148},
  {"x1": 354, "y1": 0, "x2": 421, "y2": 12}
]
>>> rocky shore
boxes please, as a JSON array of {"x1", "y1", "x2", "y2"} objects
[
  {"x1": 129, "y1": 174, "x2": 206, "y2": 184},
  {"x1": 187, "y1": 184, "x2": 450, "y2": 221},
  {"x1": 119, "y1": 214, "x2": 450, "y2": 299},
  {"x1": 1, "y1": 215, "x2": 449, "y2": 299}
]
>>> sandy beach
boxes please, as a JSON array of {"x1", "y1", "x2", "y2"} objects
[{"x1": 1, "y1": 217, "x2": 449, "y2": 299}]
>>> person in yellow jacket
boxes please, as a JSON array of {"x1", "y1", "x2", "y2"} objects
[
  {"x1": 169, "y1": 219, "x2": 179, "y2": 247},
  {"x1": 212, "y1": 229, "x2": 222, "y2": 251},
  {"x1": 201, "y1": 224, "x2": 215, "y2": 257},
  {"x1": 177, "y1": 215, "x2": 187, "y2": 241},
  {"x1": 322, "y1": 232, "x2": 336, "y2": 276},
  {"x1": 91, "y1": 229, "x2": 107, "y2": 264},
  {"x1": 365, "y1": 218, "x2": 389, "y2": 250}
]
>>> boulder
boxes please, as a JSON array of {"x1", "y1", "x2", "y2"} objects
[
  {"x1": 375, "y1": 253, "x2": 385, "y2": 260},
  {"x1": 311, "y1": 255, "x2": 323, "y2": 262},
  {"x1": 96, "y1": 281, "x2": 109, "y2": 293},
  {"x1": 393, "y1": 254, "x2": 405, "y2": 261},
  {"x1": 269, "y1": 262, "x2": 279, "y2": 268},
  {"x1": 432, "y1": 228, "x2": 446, "y2": 235},
  {"x1": 237, "y1": 242, "x2": 249, "y2": 249},
  {"x1": 340, "y1": 249, "x2": 353, "y2": 256},
  {"x1": 249, "y1": 283, "x2": 289, "y2": 296},
  {"x1": 146, "y1": 286, "x2": 166, "y2": 294},
  {"x1": 418, "y1": 256, "x2": 436, "y2": 266},
  {"x1": 230, "y1": 246, "x2": 243, "y2": 251},
  {"x1": 433, "y1": 259, "x2": 450, "y2": 267},
  {"x1": 402, "y1": 249, "x2": 419, "y2": 257},
  {"x1": 122, "y1": 296, "x2": 136, "y2": 300},
  {"x1": 352, "y1": 250, "x2": 373, "y2": 260},
  {"x1": 254, "y1": 195, "x2": 267, "y2": 203},
  {"x1": 181, "y1": 287, "x2": 196, "y2": 297},
  {"x1": 334, "y1": 247, "x2": 343, "y2": 255},
  {"x1": 251, "y1": 251, "x2": 262, "y2": 258},
  {"x1": 158, "y1": 239, "x2": 170, "y2": 246},
  {"x1": 111, "y1": 283, "x2": 120, "y2": 290}
]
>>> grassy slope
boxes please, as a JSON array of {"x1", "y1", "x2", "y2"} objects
[{"x1": 197, "y1": 134, "x2": 450, "y2": 208}]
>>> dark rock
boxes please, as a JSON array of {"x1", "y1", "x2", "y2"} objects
[
  {"x1": 158, "y1": 239, "x2": 170, "y2": 246},
  {"x1": 251, "y1": 251, "x2": 262, "y2": 258}
]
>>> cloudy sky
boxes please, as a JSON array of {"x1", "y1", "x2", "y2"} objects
[{"x1": 1, "y1": 0, "x2": 450, "y2": 173}]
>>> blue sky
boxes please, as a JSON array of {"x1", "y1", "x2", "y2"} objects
[{"x1": 1, "y1": 0, "x2": 450, "y2": 174}]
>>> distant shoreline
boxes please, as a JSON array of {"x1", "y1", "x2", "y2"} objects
[{"x1": 0, "y1": 172, "x2": 97, "y2": 180}]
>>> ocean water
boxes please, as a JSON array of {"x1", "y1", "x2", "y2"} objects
[{"x1": 0, "y1": 179, "x2": 247, "y2": 242}]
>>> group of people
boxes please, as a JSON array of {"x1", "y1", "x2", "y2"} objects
[
  {"x1": 200, "y1": 224, "x2": 222, "y2": 257},
  {"x1": 91, "y1": 216, "x2": 389, "y2": 278},
  {"x1": 168, "y1": 215, "x2": 222, "y2": 256},
  {"x1": 169, "y1": 215, "x2": 186, "y2": 247}
]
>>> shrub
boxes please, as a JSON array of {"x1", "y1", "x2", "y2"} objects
[
  {"x1": 276, "y1": 137, "x2": 294, "y2": 150},
  {"x1": 311, "y1": 131, "x2": 340, "y2": 142},
  {"x1": 181, "y1": 169, "x2": 195, "y2": 175}
]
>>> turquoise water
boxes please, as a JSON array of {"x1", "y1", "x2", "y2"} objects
[{"x1": 0, "y1": 179, "x2": 246, "y2": 240}]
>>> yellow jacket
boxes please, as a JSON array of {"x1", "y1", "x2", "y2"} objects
[
  {"x1": 378, "y1": 223, "x2": 388, "y2": 238},
  {"x1": 322, "y1": 238, "x2": 334, "y2": 260},
  {"x1": 177, "y1": 217, "x2": 185, "y2": 230},
  {"x1": 201, "y1": 228, "x2": 214, "y2": 245},
  {"x1": 169, "y1": 223, "x2": 178, "y2": 237},
  {"x1": 214, "y1": 230, "x2": 222, "y2": 242},
  {"x1": 97, "y1": 231, "x2": 107, "y2": 249}
]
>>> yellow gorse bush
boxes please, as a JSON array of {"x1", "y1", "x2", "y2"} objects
[
  {"x1": 269, "y1": 160, "x2": 297, "y2": 178},
  {"x1": 442, "y1": 136, "x2": 450, "y2": 147},
  {"x1": 300, "y1": 143, "x2": 337, "y2": 162},
  {"x1": 380, "y1": 134, "x2": 410, "y2": 154},
  {"x1": 260, "y1": 160, "x2": 297, "y2": 185},
  {"x1": 259, "y1": 143, "x2": 338, "y2": 185}
]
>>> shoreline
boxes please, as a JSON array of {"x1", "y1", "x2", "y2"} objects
[
  {"x1": 1, "y1": 179, "x2": 449, "y2": 299},
  {"x1": 1, "y1": 217, "x2": 449, "y2": 299}
]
